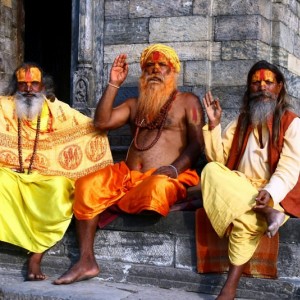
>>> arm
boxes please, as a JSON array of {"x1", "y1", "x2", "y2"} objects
[
  {"x1": 202, "y1": 91, "x2": 236, "y2": 163},
  {"x1": 94, "y1": 54, "x2": 132, "y2": 131},
  {"x1": 153, "y1": 93, "x2": 205, "y2": 178}
]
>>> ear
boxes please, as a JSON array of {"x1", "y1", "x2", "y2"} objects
[{"x1": 276, "y1": 81, "x2": 283, "y2": 94}]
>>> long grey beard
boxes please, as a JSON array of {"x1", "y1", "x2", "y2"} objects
[
  {"x1": 15, "y1": 92, "x2": 45, "y2": 120},
  {"x1": 249, "y1": 92, "x2": 277, "y2": 126}
]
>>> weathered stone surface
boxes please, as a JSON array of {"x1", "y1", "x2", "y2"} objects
[
  {"x1": 149, "y1": 16, "x2": 209, "y2": 42},
  {"x1": 193, "y1": 0, "x2": 211, "y2": 15},
  {"x1": 272, "y1": 21, "x2": 295, "y2": 53},
  {"x1": 129, "y1": 0, "x2": 192, "y2": 18},
  {"x1": 215, "y1": 15, "x2": 271, "y2": 43},
  {"x1": 184, "y1": 61, "x2": 209, "y2": 86},
  {"x1": 175, "y1": 236, "x2": 197, "y2": 270},
  {"x1": 104, "y1": 0, "x2": 130, "y2": 20},
  {"x1": 94, "y1": 231, "x2": 175, "y2": 267},
  {"x1": 104, "y1": 18, "x2": 149, "y2": 45},
  {"x1": 273, "y1": 2, "x2": 299, "y2": 30},
  {"x1": 288, "y1": 53, "x2": 300, "y2": 76},
  {"x1": 284, "y1": 68, "x2": 300, "y2": 100},
  {"x1": 212, "y1": 0, "x2": 272, "y2": 19},
  {"x1": 294, "y1": 35, "x2": 300, "y2": 58},
  {"x1": 221, "y1": 40, "x2": 271, "y2": 61},
  {"x1": 211, "y1": 60, "x2": 254, "y2": 86}
]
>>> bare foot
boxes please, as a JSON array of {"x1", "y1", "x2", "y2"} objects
[
  {"x1": 266, "y1": 209, "x2": 285, "y2": 238},
  {"x1": 53, "y1": 257, "x2": 100, "y2": 285},
  {"x1": 216, "y1": 290, "x2": 235, "y2": 300},
  {"x1": 27, "y1": 252, "x2": 46, "y2": 281}
]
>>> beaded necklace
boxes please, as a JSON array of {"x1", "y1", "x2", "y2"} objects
[
  {"x1": 133, "y1": 90, "x2": 177, "y2": 151},
  {"x1": 17, "y1": 115, "x2": 41, "y2": 174}
]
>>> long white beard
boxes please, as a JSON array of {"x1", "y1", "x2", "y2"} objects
[
  {"x1": 15, "y1": 92, "x2": 45, "y2": 120},
  {"x1": 249, "y1": 91, "x2": 277, "y2": 126}
]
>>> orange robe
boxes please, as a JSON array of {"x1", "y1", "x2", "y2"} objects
[{"x1": 74, "y1": 161, "x2": 199, "y2": 220}]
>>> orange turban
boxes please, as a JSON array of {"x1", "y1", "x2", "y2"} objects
[{"x1": 140, "y1": 44, "x2": 181, "y2": 73}]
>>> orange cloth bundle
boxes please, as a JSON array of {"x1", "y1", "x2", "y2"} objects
[
  {"x1": 74, "y1": 161, "x2": 199, "y2": 220},
  {"x1": 195, "y1": 208, "x2": 278, "y2": 279}
]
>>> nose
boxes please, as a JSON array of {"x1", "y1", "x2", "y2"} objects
[
  {"x1": 258, "y1": 80, "x2": 267, "y2": 91},
  {"x1": 24, "y1": 82, "x2": 32, "y2": 92},
  {"x1": 152, "y1": 62, "x2": 161, "y2": 73}
]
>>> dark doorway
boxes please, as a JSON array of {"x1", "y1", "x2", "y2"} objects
[{"x1": 23, "y1": 0, "x2": 72, "y2": 104}]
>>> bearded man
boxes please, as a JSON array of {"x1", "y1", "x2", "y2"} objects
[
  {"x1": 0, "y1": 63, "x2": 112, "y2": 281},
  {"x1": 54, "y1": 44, "x2": 204, "y2": 284},
  {"x1": 201, "y1": 60, "x2": 300, "y2": 299}
]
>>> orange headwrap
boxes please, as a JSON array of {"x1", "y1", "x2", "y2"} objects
[{"x1": 140, "y1": 44, "x2": 181, "y2": 73}]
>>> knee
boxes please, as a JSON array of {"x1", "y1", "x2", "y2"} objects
[{"x1": 201, "y1": 161, "x2": 221, "y2": 178}]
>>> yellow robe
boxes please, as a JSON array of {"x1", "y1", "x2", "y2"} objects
[
  {"x1": 0, "y1": 96, "x2": 113, "y2": 253},
  {"x1": 201, "y1": 118, "x2": 300, "y2": 265}
]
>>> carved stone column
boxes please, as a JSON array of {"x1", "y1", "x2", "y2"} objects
[{"x1": 72, "y1": 0, "x2": 104, "y2": 116}]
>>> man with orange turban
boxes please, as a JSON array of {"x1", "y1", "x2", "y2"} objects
[
  {"x1": 0, "y1": 63, "x2": 112, "y2": 281},
  {"x1": 55, "y1": 44, "x2": 204, "y2": 284}
]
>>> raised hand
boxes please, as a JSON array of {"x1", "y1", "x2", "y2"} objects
[
  {"x1": 202, "y1": 91, "x2": 222, "y2": 129},
  {"x1": 109, "y1": 54, "x2": 129, "y2": 87}
]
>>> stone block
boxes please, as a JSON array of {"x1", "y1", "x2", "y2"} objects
[
  {"x1": 129, "y1": 0, "x2": 192, "y2": 18},
  {"x1": 215, "y1": 15, "x2": 271, "y2": 44},
  {"x1": 168, "y1": 41, "x2": 210, "y2": 61},
  {"x1": 288, "y1": 53, "x2": 300, "y2": 76},
  {"x1": 278, "y1": 243, "x2": 300, "y2": 277},
  {"x1": 105, "y1": 0, "x2": 130, "y2": 20},
  {"x1": 212, "y1": 0, "x2": 271, "y2": 19},
  {"x1": 193, "y1": 0, "x2": 211, "y2": 15},
  {"x1": 149, "y1": 16, "x2": 209, "y2": 43},
  {"x1": 294, "y1": 35, "x2": 300, "y2": 58},
  {"x1": 175, "y1": 236, "x2": 197, "y2": 270},
  {"x1": 272, "y1": 21, "x2": 295, "y2": 53},
  {"x1": 273, "y1": 3, "x2": 299, "y2": 30},
  {"x1": 104, "y1": 19, "x2": 149, "y2": 45},
  {"x1": 211, "y1": 60, "x2": 254, "y2": 86},
  {"x1": 184, "y1": 60, "x2": 209, "y2": 86},
  {"x1": 272, "y1": 46, "x2": 289, "y2": 68},
  {"x1": 284, "y1": 68, "x2": 300, "y2": 99},
  {"x1": 104, "y1": 44, "x2": 147, "y2": 64},
  {"x1": 210, "y1": 86, "x2": 245, "y2": 110},
  {"x1": 94, "y1": 230, "x2": 175, "y2": 267},
  {"x1": 222, "y1": 40, "x2": 271, "y2": 61}
]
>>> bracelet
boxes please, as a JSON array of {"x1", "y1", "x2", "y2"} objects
[
  {"x1": 168, "y1": 164, "x2": 178, "y2": 178},
  {"x1": 108, "y1": 82, "x2": 120, "y2": 89}
]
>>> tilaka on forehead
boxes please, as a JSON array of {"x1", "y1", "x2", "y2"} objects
[
  {"x1": 16, "y1": 67, "x2": 42, "y2": 82},
  {"x1": 252, "y1": 69, "x2": 276, "y2": 82},
  {"x1": 152, "y1": 51, "x2": 161, "y2": 61}
]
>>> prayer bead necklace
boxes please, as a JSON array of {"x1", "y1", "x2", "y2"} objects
[
  {"x1": 133, "y1": 90, "x2": 177, "y2": 151},
  {"x1": 17, "y1": 115, "x2": 41, "y2": 174}
]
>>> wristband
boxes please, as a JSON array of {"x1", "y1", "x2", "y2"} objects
[
  {"x1": 168, "y1": 164, "x2": 178, "y2": 178},
  {"x1": 108, "y1": 82, "x2": 120, "y2": 89}
]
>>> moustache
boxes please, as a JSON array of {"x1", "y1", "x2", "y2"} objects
[
  {"x1": 146, "y1": 74, "x2": 165, "y2": 83},
  {"x1": 249, "y1": 91, "x2": 278, "y2": 101}
]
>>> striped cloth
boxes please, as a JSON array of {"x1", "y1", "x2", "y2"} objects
[{"x1": 195, "y1": 208, "x2": 278, "y2": 279}]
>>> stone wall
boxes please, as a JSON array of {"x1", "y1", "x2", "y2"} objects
[
  {"x1": 101, "y1": 0, "x2": 300, "y2": 142},
  {"x1": 0, "y1": 0, "x2": 22, "y2": 93},
  {"x1": 0, "y1": 0, "x2": 300, "y2": 152}
]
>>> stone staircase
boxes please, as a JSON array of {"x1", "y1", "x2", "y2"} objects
[
  {"x1": 1, "y1": 149, "x2": 300, "y2": 299},
  {"x1": 1, "y1": 210, "x2": 300, "y2": 299}
]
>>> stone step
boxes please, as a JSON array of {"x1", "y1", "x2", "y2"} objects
[{"x1": 1, "y1": 211, "x2": 300, "y2": 299}]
